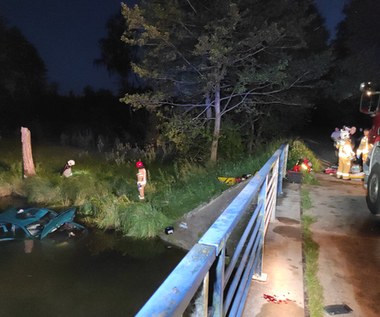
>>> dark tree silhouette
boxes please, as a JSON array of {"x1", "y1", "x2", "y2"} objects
[
  {"x1": 119, "y1": 0, "x2": 331, "y2": 161},
  {"x1": 330, "y1": 0, "x2": 380, "y2": 100},
  {"x1": 0, "y1": 18, "x2": 47, "y2": 133}
]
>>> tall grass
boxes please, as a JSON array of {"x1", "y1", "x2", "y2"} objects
[
  {"x1": 119, "y1": 203, "x2": 170, "y2": 238},
  {"x1": 0, "y1": 136, "x2": 319, "y2": 239}
]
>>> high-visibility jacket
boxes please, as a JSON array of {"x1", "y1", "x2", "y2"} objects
[
  {"x1": 338, "y1": 140, "x2": 355, "y2": 159},
  {"x1": 337, "y1": 140, "x2": 355, "y2": 179},
  {"x1": 356, "y1": 136, "x2": 373, "y2": 161}
]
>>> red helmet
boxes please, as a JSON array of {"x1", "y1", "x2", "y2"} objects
[{"x1": 136, "y1": 161, "x2": 144, "y2": 168}]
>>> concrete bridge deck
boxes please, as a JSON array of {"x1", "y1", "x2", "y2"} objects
[{"x1": 243, "y1": 182, "x2": 305, "y2": 317}]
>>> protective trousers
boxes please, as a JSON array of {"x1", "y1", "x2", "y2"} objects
[{"x1": 337, "y1": 156, "x2": 351, "y2": 180}]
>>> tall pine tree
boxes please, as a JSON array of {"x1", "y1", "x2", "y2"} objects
[{"x1": 120, "y1": 0, "x2": 330, "y2": 161}]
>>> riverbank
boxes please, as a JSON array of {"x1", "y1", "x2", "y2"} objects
[
  {"x1": 1, "y1": 137, "x2": 291, "y2": 239},
  {"x1": 159, "y1": 179, "x2": 249, "y2": 250}
]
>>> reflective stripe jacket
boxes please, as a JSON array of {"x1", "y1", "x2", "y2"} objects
[
  {"x1": 339, "y1": 140, "x2": 355, "y2": 159},
  {"x1": 357, "y1": 136, "x2": 372, "y2": 157}
]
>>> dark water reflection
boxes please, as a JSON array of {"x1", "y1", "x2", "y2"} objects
[{"x1": 0, "y1": 199, "x2": 186, "y2": 317}]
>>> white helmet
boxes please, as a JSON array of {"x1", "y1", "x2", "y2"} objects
[
  {"x1": 68, "y1": 160, "x2": 75, "y2": 166},
  {"x1": 340, "y1": 129, "x2": 350, "y2": 140}
]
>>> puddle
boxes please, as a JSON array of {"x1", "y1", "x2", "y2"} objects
[
  {"x1": 273, "y1": 225, "x2": 302, "y2": 241},
  {"x1": 277, "y1": 217, "x2": 300, "y2": 225}
]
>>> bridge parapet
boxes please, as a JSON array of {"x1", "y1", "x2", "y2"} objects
[{"x1": 136, "y1": 144, "x2": 289, "y2": 317}]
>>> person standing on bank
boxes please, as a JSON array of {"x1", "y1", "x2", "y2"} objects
[
  {"x1": 61, "y1": 160, "x2": 75, "y2": 177},
  {"x1": 136, "y1": 160, "x2": 147, "y2": 200}
]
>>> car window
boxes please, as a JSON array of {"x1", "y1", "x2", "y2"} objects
[
  {"x1": 36, "y1": 212, "x2": 55, "y2": 227},
  {"x1": 13, "y1": 224, "x2": 28, "y2": 239},
  {"x1": 0, "y1": 223, "x2": 10, "y2": 238},
  {"x1": 0, "y1": 223, "x2": 27, "y2": 239},
  {"x1": 26, "y1": 222, "x2": 43, "y2": 237},
  {"x1": 15, "y1": 208, "x2": 39, "y2": 219}
]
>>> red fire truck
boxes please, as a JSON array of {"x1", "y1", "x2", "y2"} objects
[{"x1": 359, "y1": 81, "x2": 380, "y2": 214}]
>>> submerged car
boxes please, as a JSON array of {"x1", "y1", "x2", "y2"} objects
[{"x1": 0, "y1": 207, "x2": 85, "y2": 241}]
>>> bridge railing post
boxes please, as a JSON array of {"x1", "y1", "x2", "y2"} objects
[
  {"x1": 270, "y1": 157, "x2": 279, "y2": 223},
  {"x1": 212, "y1": 247, "x2": 226, "y2": 316},
  {"x1": 254, "y1": 174, "x2": 268, "y2": 279},
  {"x1": 277, "y1": 144, "x2": 289, "y2": 196}
]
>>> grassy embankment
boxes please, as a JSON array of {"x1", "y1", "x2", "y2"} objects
[
  {"x1": 0, "y1": 137, "x2": 320, "y2": 242},
  {"x1": 0, "y1": 138, "x2": 285, "y2": 237}
]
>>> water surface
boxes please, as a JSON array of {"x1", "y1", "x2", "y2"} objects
[{"x1": 0, "y1": 200, "x2": 186, "y2": 317}]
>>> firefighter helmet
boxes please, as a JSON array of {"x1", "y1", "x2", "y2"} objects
[
  {"x1": 136, "y1": 160, "x2": 144, "y2": 169},
  {"x1": 340, "y1": 129, "x2": 350, "y2": 140}
]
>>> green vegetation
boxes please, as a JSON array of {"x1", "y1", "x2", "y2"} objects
[
  {"x1": 0, "y1": 137, "x2": 320, "y2": 239},
  {"x1": 119, "y1": 1, "x2": 330, "y2": 162},
  {"x1": 301, "y1": 188, "x2": 313, "y2": 210},
  {"x1": 0, "y1": 137, "x2": 289, "y2": 238},
  {"x1": 287, "y1": 139, "x2": 322, "y2": 173},
  {"x1": 301, "y1": 189, "x2": 324, "y2": 317},
  {"x1": 287, "y1": 139, "x2": 321, "y2": 185}
]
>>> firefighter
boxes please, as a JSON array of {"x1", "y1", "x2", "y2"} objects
[
  {"x1": 136, "y1": 160, "x2": 147, "y2": 200},
  {"x1": 61, "y1": 159, "x2": 75, "y2": 177},
  {"x1": 349, "y1": 126, "x2": 360, "y2": 152},
  {"x1": 356, "y1": 128, "x2": 373, "y2": 165},
  {"x1": 337, "y1": 129, "x2": 355, "y2": 180}
]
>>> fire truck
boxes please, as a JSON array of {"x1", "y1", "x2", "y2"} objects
[{"x1": 359, "y1": 81, "x2": 380, "y2": 214}]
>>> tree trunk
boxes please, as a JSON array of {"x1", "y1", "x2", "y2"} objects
[
  {"x1": 210, "y1": 85, "x2": 221, "y2": 162},
  {"x1": 247, "y1": 120, "x2": 255, "y2": 153},
  {"x1": 205, "y1": 93, "x2": 212, "y2": 120},
  {"x1": 21, "y1": 127, "x2": 36, "y2": 178}
]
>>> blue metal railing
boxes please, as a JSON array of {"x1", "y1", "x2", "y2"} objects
[{"x1": 136, "y1": 144, "x2": 289, "y2": 317}]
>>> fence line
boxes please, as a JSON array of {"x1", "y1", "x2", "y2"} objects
[{"x1": 136, "y1": 144, "x2": 289, "y2": 317}]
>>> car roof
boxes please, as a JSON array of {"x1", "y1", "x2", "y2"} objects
[{"x1": 0, "y1": 207, "x2": 53, "y2": 227}]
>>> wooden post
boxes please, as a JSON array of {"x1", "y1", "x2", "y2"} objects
[{"x1": 21, "y1": 127, "x2": 36, "y2": 177}]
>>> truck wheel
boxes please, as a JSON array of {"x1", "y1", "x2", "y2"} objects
[{"x1": 366, "y1": 164, "x2": 380, "y2": 214}]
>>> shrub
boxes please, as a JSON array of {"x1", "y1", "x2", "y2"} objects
[
  {"x1": 59, "y1": 174, "x2": 108, "y2": 206},
  {"x1": 23, "y1": 176, "x2": 61, "y2": 205},
  {"x1": 0, "y1": 162, "x2": 23, "y2": 196},
  {"x1": 85, "y1": 194, "x2": 131, "y2": 229},
  {"x1": 119, "y1": 203, "x2": 171, "y2": 238},
  {"x1": 288, "y1": 139, "x2": 322, "y2": 172}
]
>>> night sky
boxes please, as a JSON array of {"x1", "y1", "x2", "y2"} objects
[
  {"x1": 314, "y1": 0, "x2": 348, "y2": 39},
  {"x1": 0, "y1": 0, "x2": 347, "y2": 96}
]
